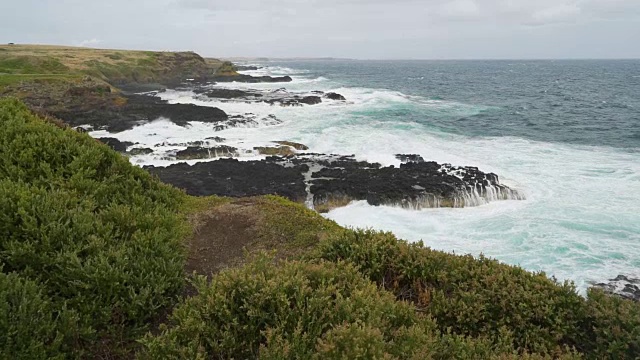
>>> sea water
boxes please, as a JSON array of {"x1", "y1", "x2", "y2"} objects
[{"x1": 92, "y1": 60, "x2": 640, "y2": 292}]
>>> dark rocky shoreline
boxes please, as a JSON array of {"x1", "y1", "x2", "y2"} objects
[
  {"x1": 192, "y1": 87, "x2": 346, "y2": 107},
  {"x1": 593, "y1": 275, "x2": 640, "y2": 302},
  {"x1": 145, "y1": 153, "x2": 524, "y2": 212},
  {"x1": 77, "y1": 72, "x2": 523, "y2": 212},
  {"x1": 62, "y1": 94, "x2": 229, "y2": 132}
]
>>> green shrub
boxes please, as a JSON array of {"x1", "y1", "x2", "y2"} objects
[
  {"x1": 578, "y1": 289, "x2": 640, "y2": 359},
  {"x1": 0, "y1": 271, "x2": 80, "y2": 359},
  {"x1": 314, "y1": 229, "x2": 587, "y2": 355},
  {"x1": 0, "y1": 98, "x2": 188, "y2": 353},
  {"x1": 139, "y1": 257, "x2": 432, "y2": 359}
]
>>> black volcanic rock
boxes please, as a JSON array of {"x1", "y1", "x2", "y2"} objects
[
  {"x1": 200, "y1": 88, "x2": 260, "y2": 99},
  {"x1": 129, "y1": 147, "x2": 154, "y2": 156},
  {"x1": 299, "y1": 96, "x2": 322, "y2": 105},
  {"x1": 145, "y1": 159, "x2": 307, "y2": 201},
  {"x1": 196, "y1": 87, "x2": 323, "y2": 107},
  {"x1": 175, "y1": 146, "x2": 238, "y2": 160},
  {"x1": 593, "y1": 275, "x2": 640, "y2": 302},
  {"x1": 147, "y1": 154, "x2": 524, "y2": 212},
  {"x1": 60, "y1": 94, "x2": 228, "y2": 133},
  {"x1": 396, "y1": 154, "x2": 425, "y2": 163},
  {"x1": 325, "y1": 92, "x2": 346, "y2": 101},
  {"x1": 97, "y1": 137, "x2": 133, "y2": 152}
]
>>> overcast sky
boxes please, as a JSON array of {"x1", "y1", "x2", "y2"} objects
[{"x1": 1, "y1": 0, "x2": 639, "y2": 59}]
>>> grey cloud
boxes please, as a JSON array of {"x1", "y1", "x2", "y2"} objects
[{"x1": 1, "y1": 0, "x2": 639, "y2": 58}]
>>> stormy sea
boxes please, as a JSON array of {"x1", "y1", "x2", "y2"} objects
[{"x1": 91, "y1": 59, "x2": 640, "y2": 293}]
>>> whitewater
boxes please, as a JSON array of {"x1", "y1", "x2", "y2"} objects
[{"x1": 92, "y1": 60, "x2": 640, "y2": 292}]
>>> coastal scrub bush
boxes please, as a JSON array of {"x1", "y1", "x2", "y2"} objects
[
  {"x1": 140, "y1": 255, "x2": 534, "y2": 359},
  {"x1": 0, "y1": 98, "x2": 188, "y2": 353},
  {"x1": 0, "y1": 271, "x2": 76, "y2": 359},
  {"x1": 140, "y1": 254, "x2": 585, "y2": 359},
  {"x1": 578, "y1": 289, "x2": 640, "y2": 359},
  {"x1": 139, "y1": 257, "x2": 431, "y2": 358},
  {"x1": 314, "y1": 229, "x2": 587, "y2": 355}
]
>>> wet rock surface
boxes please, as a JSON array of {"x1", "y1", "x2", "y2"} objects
[
  {"x1": 175, "y1": 146, "x2": 238, "y2": 160},
  {"x1": 197, "y1": 87, "x2": 334, "y2": 107},
  {"x1": 593, "y1": 275, "x2": 640, "y2": 302},
  {"x1": 96, "y1": 137, "x2": 133, "y2": 152},
  {"x1": 197, "y1": 88, "x2": 260, "y2": 99},
  {"x1": 396, "y1": 154, "x2": 425, "y2": 163},
  {"x1": 212, "y1": 113, "x2": 283, "y2": 131},
  {"x1": 274, "y1": 141, "x2": 309, "y2": 150},
  {"x1": 325, "y1": 92, "x2": 346, "y2": 101},
  {"x1": 145, "y1": 159, "x2": 307, "y2": 201},
  {"x1": 57, "y1": 94, "x2": 229, "y2": 132},
  {"x1": 128, "y1": 147, "x2": 154, "y2": 156},
  {"x1": 147, "y1": 154, "x2": 524, "y2": 211}
]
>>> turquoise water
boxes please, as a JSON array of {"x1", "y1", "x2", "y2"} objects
[
  {"x1": 254, "y1": 60, "x2": 640, "y2": 291},
  {"x1": 109, "y1": 59, "x2": 640, "y2": 292},
  {"x1": 271, "y1": 60, "x2": 640, "y2": 148}
]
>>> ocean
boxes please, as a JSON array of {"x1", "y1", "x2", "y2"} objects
[{"x1": 91, "y1": 59, "x2": 640, "y2": 292}]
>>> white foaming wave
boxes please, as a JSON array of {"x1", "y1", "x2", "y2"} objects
[
  {"x1": 212, "y1": 76, "x2": 329, "y2": 93},
  {"x1": 152, "y1": 86, "x2": 488, "y2": 169},
  {"x1": 322, "y1": 126, "x2": 640, "y2": 293},
  {"x1": 238, "y1": 65, "x2": 311, "y2": 78},
  {"x1": 89, "y1": 69, "x2": 640, "y2": 293},
  {"x1": 88, "y1": 117, "x2": 293, "y2": 167}
]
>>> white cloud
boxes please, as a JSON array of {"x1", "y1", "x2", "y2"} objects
[{"x1": 1, "y1": 0, "x2": 639, "y2": 58}]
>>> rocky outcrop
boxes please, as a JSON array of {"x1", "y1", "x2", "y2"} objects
[
  {"x1": 325, "y1": 92, "x2": 346, "y2": 101},
  {"x1": 254, "y1": 146, "x2": 295, "y2": 156},
  {"x1": 199, "y1": 87, "x2": 323, "y2": 107},
  {"x1": 211, "y1": 113, "x2": 283, "y2": 132},
  {"x1": 55, "y1": 94, "x2": 229, "y2": 133},
  {"x1": 274, "y1": 141, "x2": 309, "y2": 150},
  {"x1": 97, "y1": 137, "x2": 133, "y2": 152},
  {"x1": 129, "y1": 147, "x2": 154, "y2": 156},
  {"x1": 593, "y1": 275, "x2": 640, "y2": 302},
  {"x1": 175, "y1": 146, "x2": 238, "y2": 160},
  {"x1": 145, "y1": 159, "x2": 307, "y2": 201},
  {"x1": 147, "y1": 154, "x2": 525, "y2": 212},
  {"x1": 197, "y1": 88, "x2": 260, "y2": 99},
  {"x1": 299, "y1": 96, "x2": 322, "y2": 105},
  {"x1": 396, "y1": 154, "x2": 425, "y2": 163},
  {"x1": 308, "y1": 158, "x2": 523, "y2": 210}
]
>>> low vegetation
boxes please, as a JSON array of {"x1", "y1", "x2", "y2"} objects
[
  {"x1": 1, "y1": 98, "x2": 638, "y2": 358},
  {"x1": 0, "y1": 98, "x2": 188, "y2": 357},
  {"x1": 0, "y1": 44, "x2": 229, "y2": 86}
]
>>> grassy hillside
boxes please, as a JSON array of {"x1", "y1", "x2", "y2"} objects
[
  {"x1": 0, "y1": 98, "x2": 638, "y2": 359},
  {"x1": 0, "y1": 44, "x2": 231, "y2": 85}
]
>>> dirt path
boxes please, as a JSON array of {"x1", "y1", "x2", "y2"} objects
[{"x1": 185, "y1": 199, "x2": 262, "y2": 276}]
